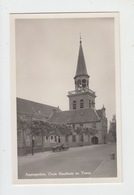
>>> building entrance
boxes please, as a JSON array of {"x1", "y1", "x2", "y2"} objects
[{"x1": 91, "y1": 136, "x2": 98, "y2": 144}]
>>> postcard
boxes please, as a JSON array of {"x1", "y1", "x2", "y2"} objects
[{"x1": 10, "y1": 12, "x2": 122, "y2": 184}]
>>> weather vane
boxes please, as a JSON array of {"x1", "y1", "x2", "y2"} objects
[{"x1": 80, "y1": 33, "x2": 82, "y2": 43}]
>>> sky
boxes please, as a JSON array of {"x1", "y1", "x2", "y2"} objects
[{"x1": 16, "y1": 17, "x2": 116, "y2": 125}]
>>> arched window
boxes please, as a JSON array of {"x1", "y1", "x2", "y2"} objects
[
  {"x1": 80, "y1": 99, "x2": 84, "y2": 108},
  {"x1": 89, "y1": 100, "x2": 91, "y2": 108},
  {"x1": 92, "y1": 101, "x2": 95, "y2": 108},
  {"x1": 73, "y1": 100, "x2": 76, "y2": 109},
  {"x1": 55, "y1": 136, "x2": 57, "y2": 142},
  {"x1": 77, "y1": 79, "x2": 82, "y2": 89}
]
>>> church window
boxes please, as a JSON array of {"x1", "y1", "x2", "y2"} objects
[
  {"x1": 80, "y1": 99, "x2": 84, "y2": 108},
  {"x1": 73, "y1": 100, "x2": 76, "y2": 109},
  {"x1": 82, "y1": 79, "x2": 86, "y2": 83},
  {"x1": 80, "y1": 134, "x2": 84, "y2": 142},
  {"x1": 92, "y1": 101, "x2": 95, "y2": 108},
  {"x1": 58, "y1": 136, "x2": 60, "y2": 143},
  {"x1": 72, "y1": 135, "x2": 76, "y2": 142}
]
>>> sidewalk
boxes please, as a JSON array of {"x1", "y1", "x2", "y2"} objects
[
  {"x1": 91, "y1": 145, "x2": 117, "y2": 177},
  {"x1": 92, "y1": 159, "x2": 117, "y2": 177}
]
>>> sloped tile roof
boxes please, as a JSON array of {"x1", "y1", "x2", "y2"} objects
[
  {"x1": 17, "y1": 98, "x2": 60, "y2": 118},
  {"x1": 96, "y1": 109, "x2": 103, "y2": 119},
  {"x1": 48, "y1": 108, "x2": 100, "y2": 124}
]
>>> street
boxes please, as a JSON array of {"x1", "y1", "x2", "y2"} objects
[{"x1": 18, "y1": 143, "x2": 117, "y2": 179}]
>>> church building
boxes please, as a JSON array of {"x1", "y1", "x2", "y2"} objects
[
  {"x1": 17, "y1": 37, "x2": 108, "y2": 156},
  {"x1": 48, "y1": 37, "x2": 108, "y2": 145}
]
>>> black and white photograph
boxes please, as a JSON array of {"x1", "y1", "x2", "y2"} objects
[{"x1": 11, "y1": 13, "x2": 121, "y2": 184}]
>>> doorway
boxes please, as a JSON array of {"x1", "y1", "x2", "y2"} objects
[{"x1": 91, "y1": 136, "x2": 98, "y2": 144}]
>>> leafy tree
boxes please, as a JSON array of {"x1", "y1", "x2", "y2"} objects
[
  {"x1": 84, "y1": 128, "x2": 97, "y2": 136},
  {"x1": 74, "y1": 126, "x2": 98, "y2": 142},
  {"x1": 31, "y1": 121, "x2": 72, "y2": 148},
  {"x1": 48, "y1": 123, "x2": 72, "y2": 136},
  {"x1": 74, "y1": 126, "x2": 83, "y2": 134},
  {"x1": 32, "y1": 120, "x2": 53, "y2": 150},
  {"x1": 75, "y1": 126, "x2": 97, "y2": 135},
  {"x1": 17, "y1": 117, "x2": 30, "y2": 155}
]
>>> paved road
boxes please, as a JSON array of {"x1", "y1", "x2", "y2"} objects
[{"x1": 18, "y1": 143, "x2": 117, "y2": 179}]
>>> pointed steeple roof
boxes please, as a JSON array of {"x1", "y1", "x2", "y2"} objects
[{"x1": 74, "y1": 37, "x2": 89, "y2": 79}]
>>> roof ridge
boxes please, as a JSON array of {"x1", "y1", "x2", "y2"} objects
[
  {"x1": 48, "y1": 108, "x2": 101, "y2": 124},
  {"x1": 17, "y1": 97, "x2": 59, "y2": 109}
]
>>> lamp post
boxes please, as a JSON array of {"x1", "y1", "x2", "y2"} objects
[
  {"x1": 31, "y1": 110, "x2": 40, "y2": 155},
  {"x1": 32, "y1": 135, "x2": 35, "y2": 155}
]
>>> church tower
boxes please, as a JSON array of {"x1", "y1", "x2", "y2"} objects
[{"x1": 68, "y1": 37, "x2": 96, "y2": 110}]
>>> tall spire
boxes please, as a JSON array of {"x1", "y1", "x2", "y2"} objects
[
  {"x1": 74, "y1": 35, "x2": 89, "y2": 79},
  {"x1": 68, "y1": 36, "x2": 96, "y2": 111}
]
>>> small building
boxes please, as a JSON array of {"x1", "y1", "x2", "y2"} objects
[{"x1": 48, "y1": 107, "x2": 107, "y2": 146}]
